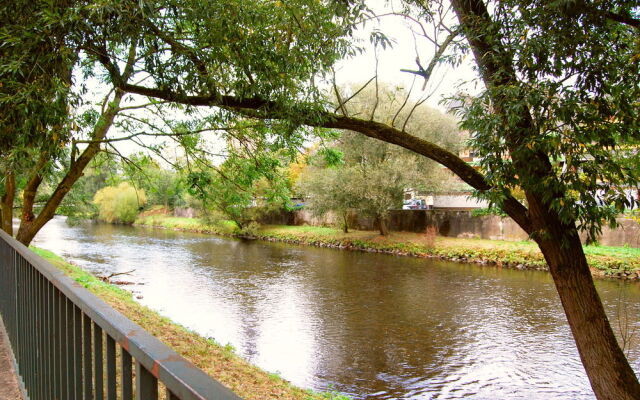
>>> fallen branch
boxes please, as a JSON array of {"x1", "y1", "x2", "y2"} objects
[{"x1": 99, "y1": 269, "x2": 136, "y2": 283}]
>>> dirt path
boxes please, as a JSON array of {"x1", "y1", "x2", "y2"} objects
[{"x1": 0, "y1": 320, "x2": 22, "y2": 400}]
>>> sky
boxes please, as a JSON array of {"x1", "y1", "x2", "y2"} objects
[{"x1": 333, "y1": 2, "x2": 480, "y2": 111}]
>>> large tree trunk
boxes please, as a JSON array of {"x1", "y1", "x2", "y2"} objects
[
  {"x1": 528, "y1": 198, "x2": 640, "y2": 399},
  {"x1": 0, "y1": 172, "x2": 15, "y2": 235},
  {"x1": 448, "y1": 0, "x2": 640, "y2": 398}
]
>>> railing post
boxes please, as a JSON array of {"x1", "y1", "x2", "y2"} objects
[
  {"x1": 106, "y1": 335, "x2": 117, "y2": 400},
  {"x1": 122, "y1": 350, "x2": 133, "y2": 400},
  {"x1": 136, "y1": 362, "x2": 158, "y2": 400},
  {"x1": 94, "y1": 324, "x2": 104, "y2": 400}
]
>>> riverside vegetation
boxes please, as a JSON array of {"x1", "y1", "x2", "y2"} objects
[{"x1": 133, "y1": 214, "x2": 640, "y2": 280}]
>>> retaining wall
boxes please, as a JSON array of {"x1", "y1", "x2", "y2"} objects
[{"x1": 279, "y1": 209, "x2": 640, "y2": 247}]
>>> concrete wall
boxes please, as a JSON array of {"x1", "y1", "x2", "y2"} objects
[
  {"x1": 432, "y1": 194, "x2": 489, "y2": 209},
  {"x1": 173, "y1": 207, "x2": 199, "y2": 218},
  {"x1": 281, "y1": 209, "x2": 640, "y2": 247},
  {"x1": 588, "y1": 218, "x2": 640, "y2": 248}
]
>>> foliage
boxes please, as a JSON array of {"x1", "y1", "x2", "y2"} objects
[
  {"x1": 448, "y1": 0, "x2": 640, "y2": 240},
  {"x1": 122, "y1": 153, "x2": 186, "y2": 209},
  {"x1": 93, "y1": 182, "x2": 146, "y2": 224},
  {"x1": 185, "y1": 127, "x2": 296, "y2": 229},
  {"x1": 0, "y1": 1, "x2": 74, "y2": 158},
  {"x1": 297, "y1": 164, "x2": 361, "y2": 233},
  {"x1": 58, "y1": 153, "x2": 121, "y2": 219},
  {"x1": 299, "y1": 85, "x2": 461, "y2": 234}
]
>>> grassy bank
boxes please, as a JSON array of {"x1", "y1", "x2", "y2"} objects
[
  {"x1": 30, "y1": 247, "x2": 348, "y2": 400},
  {"x1": 134, "y1": 215, "x2": 640, "y2": 278}
]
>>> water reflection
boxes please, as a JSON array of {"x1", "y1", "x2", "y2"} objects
[{"x1": 31, "y1": 217, "x2": 640, "y2": 399}]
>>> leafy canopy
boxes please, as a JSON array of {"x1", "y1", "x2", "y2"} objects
[{"x1": 449, "y1": 0, "x2": 640, "y2": 239}]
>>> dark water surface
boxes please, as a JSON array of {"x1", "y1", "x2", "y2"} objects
[{"x1": 32, "y1": 217, "x2": 640, "y2": 399}]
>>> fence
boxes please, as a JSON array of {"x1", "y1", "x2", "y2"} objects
[{"x1": 0, "y1": 230, "x2": 242, "y2": 400}]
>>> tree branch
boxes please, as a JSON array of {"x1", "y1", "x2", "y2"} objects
[
  {"x1": 109, "y1": 78, "x2": 532, "y2": 232},
  {"x1": 400, "y1": 28, "x2": 460, "y2": 89}
]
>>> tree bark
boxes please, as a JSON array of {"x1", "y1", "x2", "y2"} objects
[
  {"x1": 528, "y1": 197, "x2": 640, "y2": 399},
  {"x1": 15, "y1": 90, "x2": 125, "y2": 246},
  {"x1": 377, "y1": 215, "x2": 389, "y2": 236},
  {"x1": 19, "y1": 153, "x2": 48, "y2": 237},
  {"x1": 342, "y1": 212, "x2": 349, "y2": 233},
  {"x1": 449, "y1": 0, "x2": 640, "y2": 398},
  {"x1": 0, "y1": 172, "x2": 15, "y2": 235}
]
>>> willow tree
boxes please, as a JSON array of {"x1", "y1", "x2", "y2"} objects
[
  {"x1": 0, "y1": 0, "x2": 76, "y2": 235},
  {"x1": 94, "y1": 1, "x2": 640, "y2": 398}
]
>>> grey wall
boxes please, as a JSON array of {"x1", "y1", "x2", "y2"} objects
[{"x1": 284, "y1": 209, "x2": 640, "y2": 248}]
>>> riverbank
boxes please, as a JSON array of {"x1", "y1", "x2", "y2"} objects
[
  {"x1": 30, "y1": 246, "x2": 349, "y2": 400},
  {"x1": 134, "y1": 215, "x2": 640, "y2": 279}
]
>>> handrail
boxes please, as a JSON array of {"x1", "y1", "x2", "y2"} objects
[{"x1": 0, "y1": 229, "x2": 242, "y2": 400}]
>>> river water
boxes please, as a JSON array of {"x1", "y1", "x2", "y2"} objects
[{"x1": 31, "y1": 217, "x2": 640, "y2": 399}]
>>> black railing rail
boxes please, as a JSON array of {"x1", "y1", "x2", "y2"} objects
[{"x1": 0, "y1": 230, "x2": 242, "y2": 400}]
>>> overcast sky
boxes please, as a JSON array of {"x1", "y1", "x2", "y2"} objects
[{"x1": 334, "y1": 4, "x2": 480, "y2": 111}]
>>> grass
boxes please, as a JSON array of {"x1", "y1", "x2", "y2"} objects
[
  {"x1": 30, "y1": 246, "x2": 346, "y2": 400},
  {"x1": 135, "y1": 215, "x2": 238, "y2": 235},
  {"x1": 135, "y1": 215, "x2": 640, "y2": 277}
]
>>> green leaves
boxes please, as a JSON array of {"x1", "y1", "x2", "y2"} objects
[{"x1": 451, "y1": 0, "x2": 640, "y2": 235}]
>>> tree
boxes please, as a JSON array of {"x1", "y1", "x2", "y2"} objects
[
  {"x1": 121, "y1": 153, "x2": 185, "y2": 210},
  {"x1": 95, "y1": 2, "x2": 640, "y2": 398},
  {"x1": 297, "y1": 155, "x2": 362, "y2": 233},
  {"x1": 186, "y1": 134, "x2": 293, "y2": 231},
  {"x1": 93, "y1": 182, "x2": 147, "y2": 224},
  {"x1": 299, "y1": 85, "x2": 461, "y2": 234},
  {"x1": 0, "y1": 0, "x2": 150, "y2": 244},
  {"x1": 444, "y1": 1, "x2": 640, "y2": 397},
  {"x1": 0, "y1": 0, "x2": 356, "y2": 246},
  {"x1": 58, "y1": 153, "x2": 121, "y2": 220},
  {"x1": 4, "y1": 0, "x2": 639, "y2": 397}
]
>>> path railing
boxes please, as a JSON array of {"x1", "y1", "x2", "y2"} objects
[{"x1": 0, "y1": 230, "x2": 242, "y2": 400}]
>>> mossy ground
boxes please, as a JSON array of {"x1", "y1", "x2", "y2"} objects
[
  {"x1": 135, "y1": 215, "x2": 640, "y2": 277},
  {"x1": 30, "y1": 247, "x2": 348, "y2": 400}
]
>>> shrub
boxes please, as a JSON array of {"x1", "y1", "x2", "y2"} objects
[{"x1": 93, "y1": 182, "x2": 146, "y2": 224}]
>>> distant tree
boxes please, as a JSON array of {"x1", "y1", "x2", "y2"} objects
[
  {"x1": 186, "y1": 132, "x2": 293, "y2": 231},
  {"x1": 121, "y1": 153, "x2": 185, "y2": 210},
  {"x1": 297, "y1": 157, "x2": 361, "y2": 233},
  {"x1": 299, "y1": 86, "x2": 461, "y2": 235}
]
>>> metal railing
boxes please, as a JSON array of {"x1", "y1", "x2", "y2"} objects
[{"x1": 0, "y1": 230, "x2": 242, "y2": 400}]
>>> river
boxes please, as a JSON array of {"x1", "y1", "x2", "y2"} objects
[{"x1": 31, "y1": 217, "x2": 640, "y2": 399}]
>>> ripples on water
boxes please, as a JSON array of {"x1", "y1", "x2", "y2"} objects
[{"x1": 31, "y1": 217, "x2": 640, "y2": 399}]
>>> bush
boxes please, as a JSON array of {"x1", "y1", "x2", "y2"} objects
[{"x1": 93, "y1": 182, "x2": 146, "y2": 224}]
